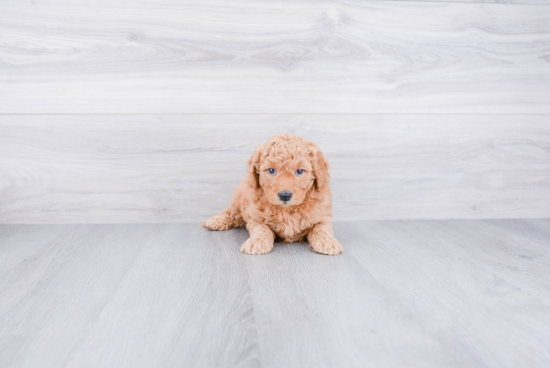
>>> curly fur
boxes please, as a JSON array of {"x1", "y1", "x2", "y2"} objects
[{"x1": 202, "y1": 133, "x2": 343, "y2": 255}]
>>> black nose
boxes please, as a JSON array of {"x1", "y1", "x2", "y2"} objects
[{"x1": 278, "y1": 191, "x2": 292, "y2": 202}]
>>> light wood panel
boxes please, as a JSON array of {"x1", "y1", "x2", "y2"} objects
[
  {"x1": 384, "y1": 0, "x2": 548, "y2": 4},
  {"x1": 1, "y1": 114, "x2": 549, "y2": 223},
  {"x1": 1, "y1": 220, "x2": 549, "y2": 367},
  {"x1": 1, "y1": 0, "x2": 549, "y2": 113}
]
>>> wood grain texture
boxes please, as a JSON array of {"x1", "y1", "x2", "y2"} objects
[
  {"x1": 1, "y1": 220, "x2": 549, "y2": 367},
  {"x1": 1, "y1": 114, "x2": 549, "y2": 224},
  {"x1": 382, "y1": 0, "x2": 549, "y2": 4},
  {"x1": 0, "y1": 224, "x2": 260, "y2": 368},
  {"x1": 1, "y1": 0, "x2": 550, "y2": 114},
  {"x1": 337, "y1": 220, "x2": 550, "y2": 368}
]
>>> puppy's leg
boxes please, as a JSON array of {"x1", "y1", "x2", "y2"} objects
[
  {"x1": 240, "y1": 223, "x2": 275, "y2": 255},
  {"x1": 307, "y1": 223, "x2": 343, "y2": 255},
  {"x1": 202, "y1": 208, "x2": 243, "y2": 231}
]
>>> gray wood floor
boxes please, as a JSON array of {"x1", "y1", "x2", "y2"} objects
[{"x1": 1, "y1": 220, "x2": 549, "y2": 368}]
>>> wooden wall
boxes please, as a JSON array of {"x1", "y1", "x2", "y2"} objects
[{"x1": 1, "y1": 0, "x2": 549, "y2": 223}]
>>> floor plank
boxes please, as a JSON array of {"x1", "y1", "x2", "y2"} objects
[
  {"x1": 337, "y1": 220, "x2": 550, "y2": 368},
  {"x1": 0, "y1": 224, "x2": 260, "y2": 368},
  {"x1": 432, "y1": 219, "x2": 550, "y2": 302},
  {"x1": 1, "y1": 114, "x2": 549, "y2": 224},
  {"x1": 0, "y1": 220, "x2": 549, "y2": 367},
  {"x1": 1, "y1": 0, "x2": 549, "y2": 113},
  {"x1": 244, "y1": 233, "x2": 463, "y2": 368}
]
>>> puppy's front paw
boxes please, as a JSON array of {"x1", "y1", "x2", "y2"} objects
[
  {"x1": 240, "y1": 237, "x2": 274, "y2": 255},
  {"x1": 203, "y1": 214, "x2": 231, "y2": 231},
  {"x1": 310, "y1": 236, "x2": 343, "y2": 255}
]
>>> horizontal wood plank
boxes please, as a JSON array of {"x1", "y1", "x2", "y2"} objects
[
  {"x1": 1, "y1": 0, "x2": 549, "y2": 113},
  {"x1": 1, "y1": 114, "x2": 548, "y2": 223},
  {"x1": 377, "y1": 0, "x2": 548, "y2": 4}
]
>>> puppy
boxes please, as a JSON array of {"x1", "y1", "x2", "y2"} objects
[{"x1": 202, "y1": 133, "x2": 343, "y2": 255}]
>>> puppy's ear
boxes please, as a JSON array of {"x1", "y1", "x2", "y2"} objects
[
  {"x1": 247, "y1": 144, "x2": 263, "y2": 189},
  {"x1": 307, "y1": 141, "x2": 330, "y2": 189}
]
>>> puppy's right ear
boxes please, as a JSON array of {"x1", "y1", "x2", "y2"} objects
[{"x1": 247, "y1": 145, "x2": 263, "y2": 189}]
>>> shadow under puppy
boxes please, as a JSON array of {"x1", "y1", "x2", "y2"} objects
[{"x1": 203, "y1": 133, "x2": 343, "y2": 255}]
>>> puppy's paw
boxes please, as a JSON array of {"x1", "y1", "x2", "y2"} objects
[
  {"x1": 240, "y1": 237, "x2": 274, "y2": 255},
  {"x1": 203, "y1": 214, "x2": 232, "y2": 231},
  {"x1": 310, "y1": 236, "x2": 343, "y2": 255}
]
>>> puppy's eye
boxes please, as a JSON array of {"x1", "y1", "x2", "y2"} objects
[
  {"x1": 268, "y1": 168, "x2": 276, "y2": 175},
  {"x1": 296, "y1": 169, "x2": 304, "y2": 175}
]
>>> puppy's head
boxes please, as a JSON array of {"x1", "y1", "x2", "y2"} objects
[{"x1": 247, "y1": 133, "x2": 329, "y2": 206}]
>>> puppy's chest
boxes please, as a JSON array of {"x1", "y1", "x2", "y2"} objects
[{"x1": 267, "y1": 210, "x2": 316, "y2": 243}]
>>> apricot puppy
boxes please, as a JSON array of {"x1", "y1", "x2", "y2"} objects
[{"x1": 202, "y1": 133, "x2": 343, "y2": 255}]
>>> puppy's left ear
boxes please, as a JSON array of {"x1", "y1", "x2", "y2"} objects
[{"x1": 307, "y1": 141, "x2": 330, "y2": 189}]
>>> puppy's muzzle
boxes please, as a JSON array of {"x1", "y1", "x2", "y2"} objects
[{"x1": 278, "y1": 191, "x2": 292, "y2": 202}]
